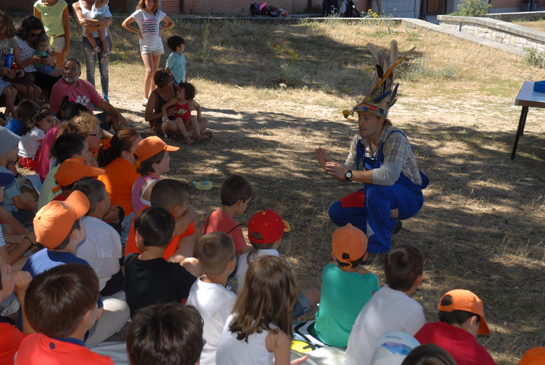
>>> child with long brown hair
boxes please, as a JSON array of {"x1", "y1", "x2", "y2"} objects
[
  {"x1": 18, "y1": 108, "x2": 54, "y2": 170},
  {"x1": 216, "y1": 255, "x2": 308, "y2": 365}
]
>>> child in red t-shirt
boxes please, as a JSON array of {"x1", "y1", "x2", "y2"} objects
[
  {"x1": 414, "y1": 289, "x2": 497, "y2": 365},
  {"x1": 202, "y1": 174, "x2": 253, "y2": 258},
  {"x1": 0, "y1": 256, "x2": 31, "y2": 365},
  {"x1": 15, "y1": 263, "x2": 114, "y2": 365}
]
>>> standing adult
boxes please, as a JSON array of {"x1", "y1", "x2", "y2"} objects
[
  {"x1": 33, "y1": 0, "x2": 70, "y2": 68},
  {"x1": 122, "y1": 0, "x2": 174, "y2": 106},
  {"x1": 72, "y1": 0, "x2": 112, "y2": 101},
  {"x1": 50, "y1": 58, "x2": 129, "y2": 132},
  {"x1": 314, "y1": 41, "x2": 428, "y2": 259}
]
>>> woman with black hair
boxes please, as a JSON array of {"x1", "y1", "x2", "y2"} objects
[{"x1": 14, "y1": 16, "x2": 61, "y2": 96}]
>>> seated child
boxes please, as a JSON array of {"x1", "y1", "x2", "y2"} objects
[
  {"x1": 33, "y1": 96, "x2": 52, "y2": 110},
  {"x1": 16, "y1": 263, "x2": 114, "y2": 364},
  {"x1": 125, "y1": 179, "x2": 200, "y2": 261},
  {"x1": 18, "y1": 108, "x2": 54, "y2": 170},
  {"x1": 314, "y1": 223, "x2": 380, "y2": 347},
  {"x1": 51, "y1": 157, "x2": 105, "y2": 202},
  {"x1": 203, "y1": 174, "x2": 253, "y2": 258},
  {"x1": 165, "y1": 35, "x2": 186, "y2": 85},
  {"x1": 132, "y1": 136, "x2": 179, "y2": 214},
  {"x1": 0, "y1": 256, "x2": 31, "y2": 365},
  {"x1": 21, "y1": 191, "x2": 129, "y2": 348},
  {"x1": 85, "y1": 0, "x2": 112, "y2": 63},
  {"x1": 74, "y1": 179, "x2": 124, "y2": 297},
  {"x1": 414, "y1": 289, "x2": 497, "y2": 365},
  {"x1": 216, "y1": 255, "x2": 308, "y2": 365},
  {"x1": 0, "y1": 128, "x2": 38, "y2": 225},
  {"x1": 127, "y1": 303, "x2": 204, "y2": 365},
  {"x1": 34, "y1": 33, "x2": 63, "y2": 77},
  {"x1": 345, "y1": 244, "x2": 426, "y2": 365},
  {"x1": 186, "y1": 232, "x2": 237, "y2": 365},
  {"x1": 161, "y1": 82, "x2": 211, "y2": 144},
  {"x1": 38, "y1": 133, "x2": 92, "y2": 208},
  {"x1": 237, "y1": 209, "x2": 320, "y2": 320},
  {"x1": 401, "y1": 343, "x2": 457, "y2": 365},
  {"x1": 5, "y1": 99, "x2": 39, "y2": 136},
  {"x1": 0, "y1": 173, "x2": 33, "y2": 271},
  {"x1": 124, "y1": 206, "x2": 198, "y2": 317}
]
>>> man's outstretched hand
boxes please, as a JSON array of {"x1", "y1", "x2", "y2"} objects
[{"x1": 314, "y1": 148, "x2": 333, "y2": 170}]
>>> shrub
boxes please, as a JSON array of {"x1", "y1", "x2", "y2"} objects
[
  {"x1": 451, "y1": 0, "x2": 492, "y2": 17},
  {"x1": 524, "y1": 48, "x2": 545, "y2": 68}
]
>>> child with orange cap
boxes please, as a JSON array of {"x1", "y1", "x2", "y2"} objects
[
  {"x1": 20, "y1": 191, "x2": 129, "y2": 348},
  {"x1": 236, "y1": 209, "x2": 320, "y2": 319},
  {"x1": 414, "y1": 289, "x2": 497, "y2": 365},
  {"x1": 131, "y1": 136, "x2": 179, "y2": 214},
  {"x1": 314, "y1": 223, "x2": 380, "y2": 347},
  {"x1": 52, "y1": 158, "x2": 105, "y2": 202}
]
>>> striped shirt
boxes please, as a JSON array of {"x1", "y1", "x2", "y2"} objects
[{"x1": 344, "y1": 126, "x2": 422, "y2": 185}]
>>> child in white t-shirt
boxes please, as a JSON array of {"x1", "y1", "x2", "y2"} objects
[
  {"x1": 236, "y1": 209, "x2": 320, "y2": 320},
  {"x1": 345, "y1": 244, "x2": 426, "y2": 365},
  {"x1": 18, "y1": 108, "x2": 54, "y2": 171},
  {"x1": 186, "y1": 232, "x2": 237, "y2": 365},
  {"x1": 122, "y1": 0, "x2": 175, "y2": 105},
  {"x1": 216, "y1": 255, "x2": 308, "y2": 365}
]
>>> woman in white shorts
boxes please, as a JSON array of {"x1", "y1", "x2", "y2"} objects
[{"x1": 122, "y1": 0, "x2": 174, "y2": 106}]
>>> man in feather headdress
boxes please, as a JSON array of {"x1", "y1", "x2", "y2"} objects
[{"x1": 314, "y1": 41, "x2": 429, "y2": 261}]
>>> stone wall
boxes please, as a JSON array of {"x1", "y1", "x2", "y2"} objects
[{"x1": 439, "y1": 15, "x2": 545, "y2": 52}]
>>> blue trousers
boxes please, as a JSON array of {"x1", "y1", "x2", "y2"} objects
[{"x1": 329, "y1": 183, "x2": 423, "y2": 253}]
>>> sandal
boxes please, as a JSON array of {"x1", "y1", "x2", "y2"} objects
[
  {"x1": 90, "y1": 46, "x2": 101, "y2": 56},
  {"x1": 195, "y1": 132, "x2": 212, "y2": 142},
  {"x1": 100, "y1": 53, "x2": 110, "y2": 64},
  {"x1": 184, "y1": 136, "x2": 194, "y2": 145}
]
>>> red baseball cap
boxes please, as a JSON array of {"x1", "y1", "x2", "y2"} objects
[
  {"x1": 134, "y1": 136, "x2": 179, "y2": 162},
  {"x1": 438, "y1": 289, "x2": 490, "y2": 335},
  {"x1": 248, "y1": 209, "x2": 287, "y2": 244},
  {"x1": 34, "y1": 190, "x2": 90, "y2": 250},
  {"x1": 332, "y1": 223, "x2": 368, "y2": 264},
  {"x1": 52, "y1": 158, "x2": 105, "y2": 193}
]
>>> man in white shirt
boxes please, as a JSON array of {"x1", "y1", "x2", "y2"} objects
[{"x1": 345, "y1": 245, "x2": 426, "y2": 365}]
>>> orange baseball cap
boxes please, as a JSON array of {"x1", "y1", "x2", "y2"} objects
[
  {"x1": 34, "y1": 190, "x2": 90, "y2": 250},
  {"x1": 519, "y1": 347, "x2": 545, "y2": 365},
  {"x1": 134, "y1": 136, "x2": 179, "y2": 162},
  {"x1": 248, "y1": 210, "x2": 287, "y2": 244},
  {"x1": 438, "y1": 289, "x2": 490, "y2": 335},
  {"x1": 52, "y1": 158, "x2": 105, "y2": 193},
  {"x1": 332, "y1": 223, "x2": 368, "y2": 264}
]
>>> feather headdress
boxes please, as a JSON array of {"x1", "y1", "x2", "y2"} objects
[{"x1": 343, "y1": 41, "x2": 415, "y2": 119}]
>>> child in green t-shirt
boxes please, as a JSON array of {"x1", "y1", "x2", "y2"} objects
[{"x1": 314, "y1": 223, "x2": 380, "y2": 347}]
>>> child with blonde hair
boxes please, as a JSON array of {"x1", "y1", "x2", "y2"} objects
[{"x1": 216, "y1": 255, "x2": 308, "y2": 365}]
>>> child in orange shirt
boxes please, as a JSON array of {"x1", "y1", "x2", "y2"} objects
[
  {"x1": 16, "y1": 263, "x2": 114, "y2": 365},
  {"x1": 51, "y1": 158, "x2": 105, "y2": 202}
]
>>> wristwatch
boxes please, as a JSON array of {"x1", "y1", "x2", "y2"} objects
[{"x1": 345, "y1": 170, "x2": 353, "y2": 181}]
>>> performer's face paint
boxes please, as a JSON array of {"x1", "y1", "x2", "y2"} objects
[{"x1": 357, "y1": 111, "x2": 384, "y2": 140}]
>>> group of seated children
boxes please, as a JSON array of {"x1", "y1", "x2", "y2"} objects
[{"x1": 0, "y1": 119, "x2": 542, "y2": 364}]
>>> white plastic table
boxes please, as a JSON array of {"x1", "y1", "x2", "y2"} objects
[{"x1": 512, "y1": 81, "x2": 545, "y2": 159}]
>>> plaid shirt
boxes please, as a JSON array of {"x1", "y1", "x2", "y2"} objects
[{"x1": 344, "y1": 126, "x2": 422, "y2": 185}]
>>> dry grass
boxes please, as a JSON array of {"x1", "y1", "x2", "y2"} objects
[
  {"x1": 512, "y1": 19, "x2": 545, "y2": 32},
  {"x1": 10, "y1": 18, "x2": 545, "y2": 364}
]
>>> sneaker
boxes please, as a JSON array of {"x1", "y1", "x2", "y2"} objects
[
  {"x1": 100, "y1": 53, "x2": 110, "y2": 64},
  {"x1": 90, "y1": 46, "x2": 101, "y2": 56},
  {"x1": 141, "y1": 98, "x2": 148, "y2": 106}
]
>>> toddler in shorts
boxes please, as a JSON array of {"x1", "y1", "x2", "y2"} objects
[{"x1": 85, "y1": 0, "x2": 112, "y2": 63}]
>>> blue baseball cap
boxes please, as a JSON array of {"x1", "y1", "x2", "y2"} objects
[{"x1": 0, "y1": 172, "x2": 15, "y2": 188}]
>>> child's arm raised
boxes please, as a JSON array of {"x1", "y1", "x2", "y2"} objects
[
  {"x1": 267, "y1": 330, "x2": 308, "y2": 365},
  {"x1": 14, "y1": 271, "x2": 36, "y2": 334},
  {"x1": 161, "y1": 98, "x2": 177, "y2": 121}
]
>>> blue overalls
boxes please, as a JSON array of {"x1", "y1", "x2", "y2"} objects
[{"x1": 328, "y1": 131, "x2": 429, "y2": 253}]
